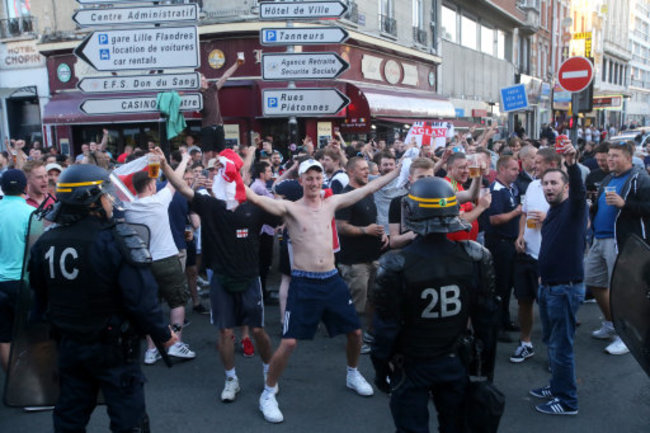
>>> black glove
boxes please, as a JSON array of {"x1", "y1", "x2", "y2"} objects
[{"x1": 371, "y1": 355, "x2": 391, "y2": 394}]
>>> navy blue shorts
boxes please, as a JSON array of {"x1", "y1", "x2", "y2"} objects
[
  {"x1": 209, "y1": 275, "x2": 264, "y2": 330},
  {"x1": 0, "y1": 280, "x2": 20, "y2": 343},
  {"x1": 283, "y1": 270, "x2": 361, "y2": 340}
]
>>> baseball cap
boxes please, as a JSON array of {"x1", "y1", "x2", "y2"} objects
[
  {"x1": 0, "y1": 169, "x2": 27, "y2": 195},
  {"x1": 207, "y1": 158, "x2": 218, "y2": 169},
  {"x1": 45, "y1": 163, "x2": 63, "y2": 173},
  {"x1": 298, "y1": 159, "x2": 323, "y2": 176}
]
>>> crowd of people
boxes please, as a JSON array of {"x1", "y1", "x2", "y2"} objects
[{"x1": 1, "y1": 119, "x2": 649, "y2": 431}]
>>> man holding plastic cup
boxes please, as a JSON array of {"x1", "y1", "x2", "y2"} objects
[
  {"x1": 511, "y1": 148, "x2": 561, "y2": 363},
  {"x1": 585, "y1": 140, "x2": 650, "y2": 355}
]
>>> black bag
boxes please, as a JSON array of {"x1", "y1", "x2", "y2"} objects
[{"x1": 464, "y1": 377, "x2": 505, "y2": 433}]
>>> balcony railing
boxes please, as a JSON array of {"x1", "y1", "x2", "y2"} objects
[
  {"x1": 0, "y1": 16, "x2": 36, "y2": 39},
  {"x1": 380, "y1": 15, "x2": 397, "y2": 36},
  {"x1": 413, "y1": 27, "x2": 427, "y2": 45}
]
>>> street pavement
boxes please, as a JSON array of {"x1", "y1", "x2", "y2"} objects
[{"x1": 1, "y1": 285, "x2": 649, "y2": 433}]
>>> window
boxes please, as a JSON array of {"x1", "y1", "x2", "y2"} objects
[
  {"x1": 496, "y1": 30, "x2": 505, "y2": 59},
  {"x1": 5, "y1": 0, "x2": 31, "y2": 19},
  {"x1": 481, "y1": 25, "x2": 494, "y2": 55},
  {"x1": 412, "y1": 0, "x2": 424, "y2": 29},
  {"x1": 441, "y1": 5, "x2": 457, "y2": 42},
  {"x1": 379, "y1": 0, "x2": 396, "y2": 35},
  {"x1": 461, "y1": 15, "x2": 477, "y2": 50}
]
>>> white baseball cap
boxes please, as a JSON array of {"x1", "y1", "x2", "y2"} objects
[
  {"x1": 45, "y1": 163, "x2": 63, "y2": 173},
  {"x1": 298, "y1": 159, "x2": 323, "y2": 176}
]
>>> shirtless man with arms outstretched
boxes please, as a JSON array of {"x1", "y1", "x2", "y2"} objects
[{"x1": 245, "y1": 154, "x2": 399, "y2": 423}]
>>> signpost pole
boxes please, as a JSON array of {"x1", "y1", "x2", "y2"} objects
[{"x1": 287, "y1": 20, "x2": 298, "y2": 146}]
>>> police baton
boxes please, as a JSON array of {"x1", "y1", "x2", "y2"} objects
[{"x1": 154, "y1": 338, "x2": 173, "y2": 368}]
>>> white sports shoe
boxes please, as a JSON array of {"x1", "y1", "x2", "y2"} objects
[
  {"x1": 259, "y1": 392, "x2": 284, "y2": 423},
  {"x1": 143, "y1": 348, "x2": 161, "y2": 365},
  {"x1": 221, "y1": 377, "x2": 240, "y2": 402},
  {"x1": 591, "y1": 322, "x2": 616, "y2": 340},
  {"x1": 346, "y1": 370, "x2": 374, "y2": 397},
  {"x1": 605, "y1": 336, "x2": 630, "y2": 355},
  {"x1": 167, "y1": 342, "x2": 196, "y2": 359}
]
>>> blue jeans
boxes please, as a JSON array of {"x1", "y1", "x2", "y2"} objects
[{"x1": 538, "y1": 282, "x2": 585, "y2": 410}]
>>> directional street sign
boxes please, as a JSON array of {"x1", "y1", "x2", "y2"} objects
[
  {"x1": 500, "y1": 84, "x2": 529, "y2": 112},
  {"x1": 262, "y1": 88, "x2": 350, "y2": 117},
  {"x1": 80, "y1": 93, "x2": 203, "y2": 116},
  {"x1": 262, "y1": 52, "x2": 349, "y2": 81},
  {"x1": 76, "y1": 0, "x2": 143, "y2": 3},
  {"x1": 74, "y1": 26, "x2": 199, "y2": 72},
  {"x1": 260, "y1": 27, "x2": 349, "y2": 46},
  {"x1": 73, "y1": 4, "x2": 198, "y2": 27},
  {"x1": 259, "y1": 1, "x2": 348, "y2": 20},
  {"x1": 77, "y1": 72, "x2": 201, "y2": 94},
  {"x1": 558, "y1": 56, "x2": 594, "y2": 93}
]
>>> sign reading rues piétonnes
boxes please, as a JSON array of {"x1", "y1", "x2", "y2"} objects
[{"x1": 263, "y1": 88, "x2": 350, "y2": 117}]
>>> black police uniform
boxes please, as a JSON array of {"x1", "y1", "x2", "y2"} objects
[
  {"x1": 372, "y1": 236, "x2": 496, "y2": 433},
  {"x1": 29, "y1": 216, "x2": 172, "y2": 433}
]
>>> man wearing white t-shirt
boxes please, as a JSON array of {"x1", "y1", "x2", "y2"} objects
[
  {"x1": 125, "y1": 167, "x2": 196, "y2": 364},
  {"x1": 511, "y1": 148, "x2": 562, "y2": 363}
]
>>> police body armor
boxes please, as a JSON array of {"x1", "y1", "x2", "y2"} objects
[
  {"x1": 397, "y1": 244, "x2": 474, "y2": 359},
  {"x1": 36, "y1": 217, "x2": 122, "y2": 342}
]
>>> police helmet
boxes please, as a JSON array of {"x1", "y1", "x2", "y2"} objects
[
  {"x1": 47, "y1": 165, "x2": 117, "y2": 223},
  {"x1": 402, "y1": 177, "x2": 472, "y2": 235}
]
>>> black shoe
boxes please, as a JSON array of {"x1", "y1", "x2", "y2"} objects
[
  {"x1": 497, "y1": 330, "x2": 513, "y2": 343},
  {"x1": 193, "y1": 304, "x2": 210, "y2": 315},
  {"x1": 503, "y1": 322, "x2": 521, "y2": 332}
]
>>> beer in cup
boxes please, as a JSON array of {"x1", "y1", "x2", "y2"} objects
[
  {"x1": 147, "y1": 154, "x2": 160, "y2": 179},
  {"x1": 468, "y1": 154, "x2": 481, "y2": 178},
  {"x1": 555, "y1": 135, "x2": 569, "y2": 153}
]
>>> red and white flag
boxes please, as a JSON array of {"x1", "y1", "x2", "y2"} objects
[
  {"x1": 113, "y1": 155, "x2": 149, "y2": 194},
  {"x1": 404, "y1": 121, "x2": 449, "y2": 149},
  {"x1": 212, "y1": 148, "x2": 247, "y2": 210}
]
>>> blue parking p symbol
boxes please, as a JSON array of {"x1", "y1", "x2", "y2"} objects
[
  {"x1": 266, "y1": 30, "x2": 277, "y2": 42},
  {"x1": 268, "y1": 97, "x2": 278, "y2": 108},
  {"x1": 98, "y1": 34, "x2": 108, "y2": 45}
]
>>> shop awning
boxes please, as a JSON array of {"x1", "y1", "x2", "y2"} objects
[{"x1": 346, "y1": 82, "x2": 456, "y2": 120}]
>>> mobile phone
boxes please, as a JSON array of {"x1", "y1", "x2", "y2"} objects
[{"x1": 201, "y1": 169, "x2": 209, "y2": 177}]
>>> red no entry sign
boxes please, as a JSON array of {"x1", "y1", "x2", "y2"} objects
[{"x1": 558, "y1": 56, "x2": 594, "y2": 93}]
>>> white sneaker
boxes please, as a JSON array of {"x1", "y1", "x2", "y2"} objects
[
  {"x1": 259, "y1": 392, "x2": 284, "y2": 423},
  {"x1": 220, "y1": 377, "x2": 240, "y2": 402},
  {"x1": 167, "y1": 342, "x2": 196, "y2": 359},
  {"x1": 264, "y1": 372, "x2": 279, "y2": 395},
  {"x1": 346, "y1": 370, "x2": 374, "y2": 397},
  {"x1": 605, "y1": 336, "x2": 630, "y2": 355},
  {"x1": 591, "y1": 322, "x2": 616, "y2": 340},
  {"x1": 144, "y1": 348, "x2": 161, "y2": 365}
]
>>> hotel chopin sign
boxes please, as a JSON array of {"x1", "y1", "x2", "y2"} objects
[{"x1": 0, "y1": 41, "x2": 46, "y2": 70}]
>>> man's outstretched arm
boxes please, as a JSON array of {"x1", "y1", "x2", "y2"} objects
[
  {"x1": 332, "y1": 165, "x2": 400, "y2": 210},
  {"x1": 245, "y1": 185, "x2": 289, "y2": 217}
]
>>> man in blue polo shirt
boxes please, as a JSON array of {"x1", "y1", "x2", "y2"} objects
[
  {"x1": 0, "y1": 169, "x2": 35, "y2": 371},
  {"x1": 484, "y1": 155, "x2": 523, "y2": 342}
]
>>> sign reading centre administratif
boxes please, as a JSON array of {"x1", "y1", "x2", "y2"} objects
[
  {"x1": 80, "y1": 93, "x2": 203, "y2": 115},
  {"x1": 74, "y1": 26, "x2": 199, "y2": 72},
  {"x1": 263, "y1": 88, "x2": 350, "y2": 117},
  {"x1": 73, "y1": 3, "x2": 199, "y2": 27}
]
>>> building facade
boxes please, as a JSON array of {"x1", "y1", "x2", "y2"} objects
[{"x1": 627, "y1": 0, "x2": 650, "y2": 126}]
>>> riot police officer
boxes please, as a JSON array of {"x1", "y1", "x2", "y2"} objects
[
  {"x1": 28, "y1": 165, "x2": 177, "y2": 433},
  {"x1": 371, "y1": 177, "x2": 498, "y2": 433}
]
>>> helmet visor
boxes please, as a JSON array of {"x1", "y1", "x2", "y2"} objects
[{"x1": 106, "y1": 173, "x2": 134, "y2": 211}]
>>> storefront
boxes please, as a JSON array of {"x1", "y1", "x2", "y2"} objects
[
  {"x1": 39, "y1": 23, "x2": 454, "y2": 156},
  {"x1": 0, "y1": 39, "x2": 49, "y2": 149}
]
